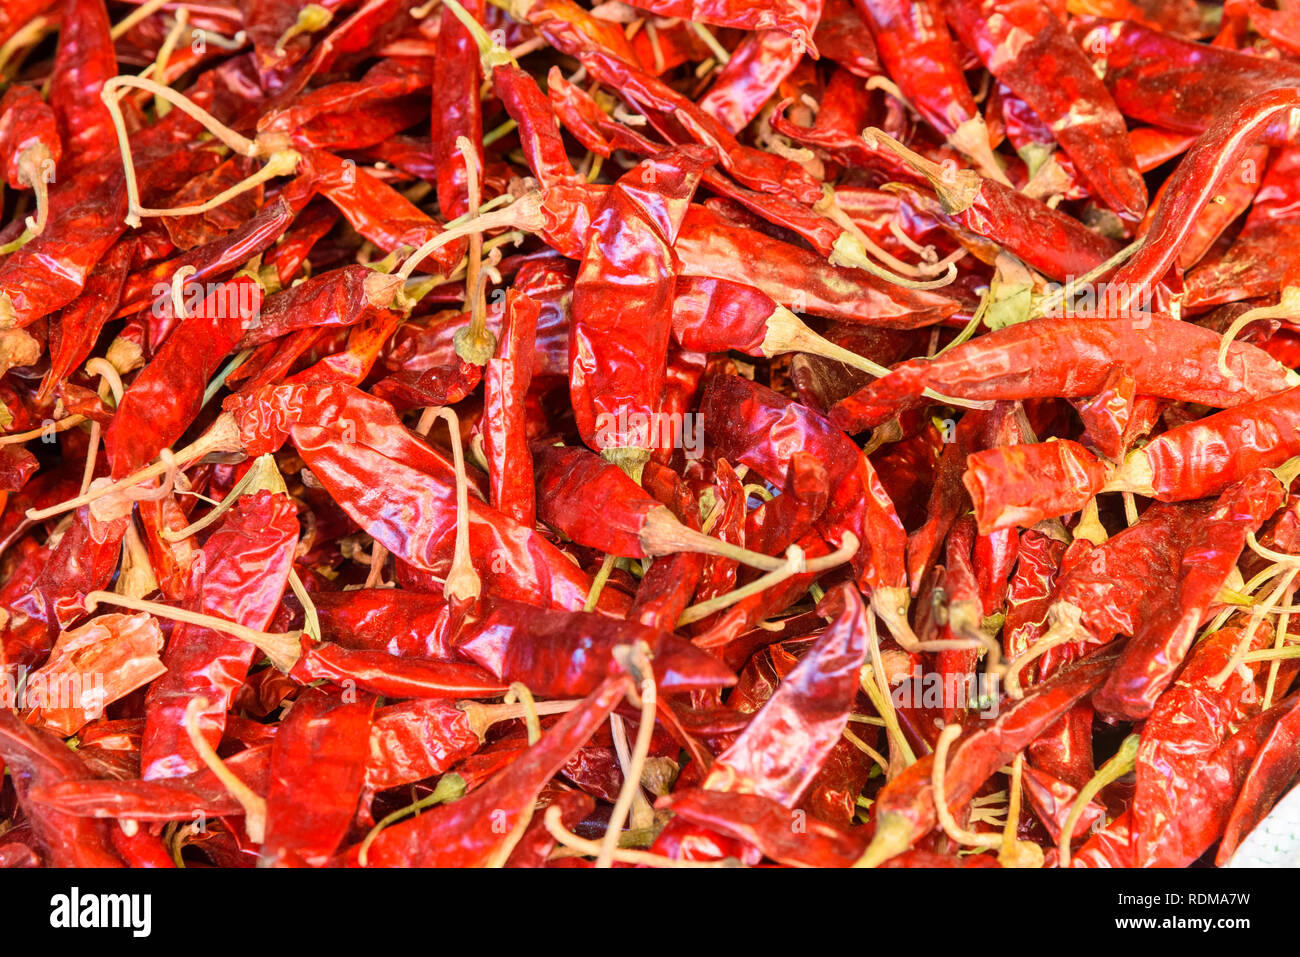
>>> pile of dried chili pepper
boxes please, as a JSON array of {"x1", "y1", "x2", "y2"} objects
[{"x1": 1, "y1": 0, "x2": 1300, "y2": 871}]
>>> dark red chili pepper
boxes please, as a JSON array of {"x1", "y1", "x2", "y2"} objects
[
  {"x1": 569, "y1": 146, "x2": 712, "y2": 463},
  {"x1": 483, "y1": 290, "x2": 539, "y2": 528},
  {"x1": 0, "y1": 710, "x2": 124, "y2": 867},
  {"x1": 454, "y1": 598, "x2": 735, "y2": 697}
]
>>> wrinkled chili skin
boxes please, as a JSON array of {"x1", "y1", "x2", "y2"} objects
[
  {"x1": 568, "y1": 146, "x2": 713, "y2": 453},
  {"x1": 1094, "y1": 471, "x2": 1286, "y2": 722},
  {"x1": 454, "y1": 598, "x2": 735, "y2": 697},
  {"x1": 1132, "y1": 621, "x2": 1272, "y2": 867},
  {"x1": 533, "y1": 443, "x2": 660, "y2": 557},
  {"x1": 942, "y1": 0, "x2": 1147, "y2": 221},
  {"x1": 140, "y1": 491, "x2": 299, "y2": 781},
  {"x1": 343, "y1": 676, "x2": 628, "y2": 867},
  {"x1": 829, "y1": 316, "x2": 1298, "y2": 432},
  {"x1": 868, "y1": 646, "x2": 1121, "y2": 862},
  {"x1": 0, "y1": 711, "x2": 124, "y2": 867},
  {"x1": 853, "y1": 0, "x2": 980, "y2": 139}
]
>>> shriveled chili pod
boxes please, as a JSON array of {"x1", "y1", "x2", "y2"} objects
[
  {"x1": 829, "y1": 315, "x2": 1300, "y2": 433},
  {"x1": 341, "y1": 674, "x2": 629, "y2": 866},
  {"x1": 533, "y1": 443, "x2": 789, "y2": 570},
  {"x1": 454, "y1": 598, "x2": 736, "y2": 697},
  {"x1": 964, "y1": 440, "x2": 1110, "y2": 534},
  {"x1": 942, "y1": 0, "x2": 1147, "y2": 221},
  {"x1": 569, "y1": 145, "x2": 714, "y2": 474},
  {"x1": 140, "y1": 462, "x2": 299, "y2": 780}
]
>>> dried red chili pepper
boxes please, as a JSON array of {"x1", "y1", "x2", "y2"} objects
[
  {"x1": 856, "y1": 644, "x2": 1120, "y2": 866},
  {"x1": 140, "y1": 479, "x2": 299, "y2": 780},
  {"x1": 261, "y1": 688, "x2": 376, "y2": 866},
  {"x1": 342, "y1": 674, "x2": 628, "y2": 866},
  {"x1": 569, "y1": 145, "x2": 712, "y2": 469},
  {"x1": 942, "y1": 0, "x2": 1147, "y2": 221},
  {"x1": 0, "y1": 710, "x2": 124, "y2": 867},
  {"x1": 829, "y1": 315, "x2": 1299, "y2": 433},
  {"x1": 454, "y1": 598, "x2": 735, "y2": 697}
]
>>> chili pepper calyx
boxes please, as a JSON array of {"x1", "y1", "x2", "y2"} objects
[
  {"x1": 1101, "y1": 448, "x2": 1155, "y2": 496},
  {"x1": 853, "y1": 810, "x2": 915, "y2": 868}
]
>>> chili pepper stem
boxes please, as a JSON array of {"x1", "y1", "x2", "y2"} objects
[
  {"x1": 100, "y1": 75, "x2": 270, "y2": 226},
  {"x1": 761, "y1": 308, "x2": 994, "y2": 412},
  {"x1": 1058, "y1": 734, "x2": 1140, "y2": 868},
  {"x1": 425, "y1": 407, "x2": 481, "y2": 603},
  {"x1": 286, "y1": 569, "x2": 322, "y2": 643},
  {"x1": 829, "y1": 232, "x2": 958, "y2": 290},
  {"x1": 543, "y1": 805, "x2": 738, "y2": 867},
  {"x1": 274, "y1": 3, "x2": 333, "y2": 54},
  {"x1": 1029, "y1": 239, "x2": 1144, "y2": 320},
  {"x1": 161, "y1": 453, "x2": 283, "y2": 541},
  {"x1": 1001, "y1": 602, "x2": 1087, "y2": 699},
  {"x1": 853, "y1": 810, "x2": 916, "y2": 868},
  {"x1": 457, "y1": 697, "x2": 582, "y2": 742},
  {"x1": 932, "y1": 723, "x2": 1001, "y2": 851},
  {"x1": 442, "y1": 0, "x2": 517, "y2": 71},
  {"x1": 816, "y1": 186, "x2": 949, "y2": 279},
  {"x1": 641, "y1": 505, "x2": 791, "y2": 572},
  {"x1": 184, "y1": 697, "x2": 267, "y2": 843},
  {"x1": 1216, "y1": 287, "x2": 1300, "y2": 377},
  {"x1": 862, "y1": 127, "x2": 981, "y2": 214},
  {"x1": 1208, "y1": 571, "x2": 1298, "y2": 688},
  {"x1": 16, "y1": 146, "x2": 52, "y2": 235},
  {"x1": 26, "y1": 413, "x2": 243, "y2": 521},
  {"x1": 679, "y1": 533, "x2": 860, "y2": 628},
  {"x1": 357, "y1": 772, "x2": 466, "y2": 866},
  {"x1": 135, "y1": 150, "x2": 302, "y2": 222},
  {"x1": 872, "y1": 587, "x2": 982, "y2": 653},
  {"x1": 395, "y1": 193, "x2": 543, "y2": 287},
  {"x1": 598, "y1": 643, "x2": 656, "y2": 867},
  {"x1": 1101, "y1": 448, "x2": 1156, "y2": 496},
  {"x1": 998, "y1": 754, "x2": 1043, "y2": 868},
  {"x1": 584, "y1": 552, "x2": 618, "y2": 611},
  {"x1": 948, "y1": 115, "x2": 1013, "y2": 188},
  {"x1": 0, "y1": 412, "x2": 86, "y2": 444},
  {"x1": 599, "y1": 445, "x2": 650, "y2": 486},
  {"x1": 863, "y1": 614, "x2": 916, "y2": 772},
  {"x1": 83, "y1": 591, "x2": 303, "y2": 673}
]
